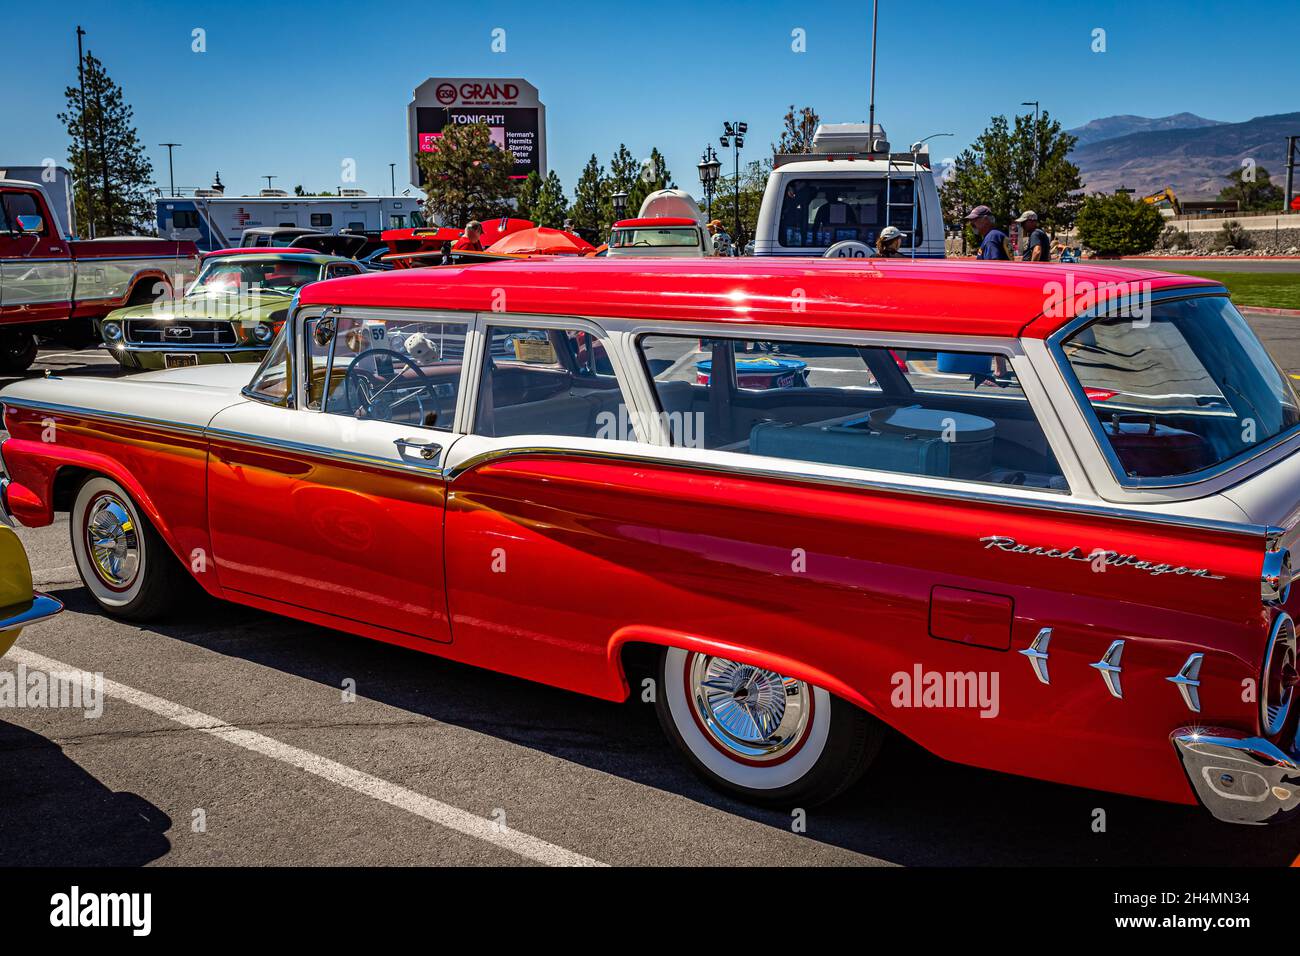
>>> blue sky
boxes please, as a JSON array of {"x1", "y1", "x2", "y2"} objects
[{"x1": 4, "y1": 0, "x2": 1296, "y2": 200}]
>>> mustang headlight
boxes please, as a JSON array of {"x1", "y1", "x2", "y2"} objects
[
  {"x1": 102, "y1": 321, "x2": 123, "y2": 343},
  {"x1": 251, "y1": 323, "x2": 274, "y2": 344}
]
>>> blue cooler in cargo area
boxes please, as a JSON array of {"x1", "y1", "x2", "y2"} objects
[
  {"x1": 936, "y1": 353, "x2": 994, "y2": 375},
  {"x1": 697, "y1": 356, "x2": 808, "y2": 390},
  {"x1": 750, "y1": 405, "x2": 996, "y2": 479}
]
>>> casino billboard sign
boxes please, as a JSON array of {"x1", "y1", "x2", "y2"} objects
[{"x1": 408, "y1": 77, "x2": 546, "y2": 187}]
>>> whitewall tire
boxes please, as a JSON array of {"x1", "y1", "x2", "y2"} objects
[
  {"x1": 70, "y1": 476, "x2": 189, "y2": 621},
  {"x1": 655, "y1": 646, "x2": 883, "y2": 805}
]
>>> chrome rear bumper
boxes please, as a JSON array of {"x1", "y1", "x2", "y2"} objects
[
  {"x1": 1171, "y1": 727, "x2": 1300, "y2": 825},
  {"x1": 0, "y1": 592, "x2": 64, "y2": 631}
]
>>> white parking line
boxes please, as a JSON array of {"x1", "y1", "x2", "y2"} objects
[{"x1": 9, "y1": 647, "x2": 605, "y2": 868}]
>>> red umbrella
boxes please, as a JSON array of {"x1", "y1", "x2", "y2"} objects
[{"x1": 486, "y1": 226, "x2": 595, "y2": 256}]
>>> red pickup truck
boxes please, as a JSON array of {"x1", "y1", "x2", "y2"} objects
[{"x1": 0, "y1": 178, "x2": 199, "y2": 373}]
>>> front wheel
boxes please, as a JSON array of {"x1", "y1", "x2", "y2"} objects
[
  {"x1": 0, "y1": 329, "x2": 39, "y2": 375},
  {"x1": 655, "y1": 647, "x2": 883, "y2": 806},
  {"x1": 69, "y1": 476, "x2": 192, "y2": 621}
]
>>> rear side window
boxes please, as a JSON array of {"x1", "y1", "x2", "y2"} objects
[
  {"x1": 1060, "y1": 296, "x2": 1300, "y2": 480},
  {"x1": 475, "y1": 325, "x2": 629, "y2": 440},
  {"x1": 639, "y1": 334, "x2": 1065, "y2": 490}
]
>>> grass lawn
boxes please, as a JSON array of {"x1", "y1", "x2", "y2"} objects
[{"x1": 1156, "y1": 270, "x2": 1300, "y2": 311}]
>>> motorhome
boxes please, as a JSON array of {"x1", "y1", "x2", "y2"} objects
[
  {"x1": 753, "y1": 123, "x2": 945, "y2": 259},
  {"x1": 155, "y1": 180, "x2": 426, "y2": 252}
]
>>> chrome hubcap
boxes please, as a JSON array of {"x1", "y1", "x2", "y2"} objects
[
  {"x1": 86, "y1": 495, "x2": 140, "y2": 589},
  {"x1": 688, "y1": 654, "x2": 812, "y2": 761}
]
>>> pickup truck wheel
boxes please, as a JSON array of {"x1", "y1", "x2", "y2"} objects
[
  {"x1": 655, "y1": 647, "x2": 883, "y2": 806},
  {"x1": 0, "y1": 330, "x2": 39, "y2": 374},
  {"x1": 69, "y1": 477, "x2": 189, "y2": 621}
]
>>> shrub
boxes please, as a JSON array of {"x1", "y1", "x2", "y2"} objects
[{"x1": 1075, "y1": 193, "x2": 1166, "y2": 256}]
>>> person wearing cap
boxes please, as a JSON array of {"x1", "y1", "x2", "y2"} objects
[
  {"x1": 1015, "y1": 211, "x2": 1051, "y2": 262},
  {"x1": 875, "y1": 225, "x2": 904, "y2": 257},
  {"x1": 964, "y1": 205, "x2": 1010, "y2": 261},
  {"x1": 452, "y1": 220, "x2": 484, "y2": 252}
]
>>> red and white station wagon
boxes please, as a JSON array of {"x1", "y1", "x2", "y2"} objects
[{"x1": 2, "y1": 257, "x2": 1299, "y2": 822}]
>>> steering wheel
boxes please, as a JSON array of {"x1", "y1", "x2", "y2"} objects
[{"x1": 342, "y1": 347, "x2": 440, "y2": 420}]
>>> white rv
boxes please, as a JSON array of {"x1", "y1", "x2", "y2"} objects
[
  {"x1": 753, "y1": 124, "x2": 945, "y2": 259},
  {"x1": 155, "y1": 184, "x2": 426, "y2": 252}
]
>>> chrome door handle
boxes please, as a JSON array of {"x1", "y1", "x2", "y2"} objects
[{"x1": 394, "y1": 437, "x2": 443, "y2": 462}]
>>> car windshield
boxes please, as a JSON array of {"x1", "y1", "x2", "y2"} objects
[
  {"x1": 611, "y1": 227, "x2": 699, "y2": 248},
  {"x1": 777, "y1": 176, "x2": 921, "y2": 249},
  {"x1": 192, "y1": 258, "x2": 321, "y2": 296},
  {"x1": 1059, "y1": 295, "x2": 1300, "y2": 480}
]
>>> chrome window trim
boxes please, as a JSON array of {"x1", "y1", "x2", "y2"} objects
[
  {"x1": 1046, "y1": 286, "x2": 1300, "y2": 491},
  {"x1": 440, "y1": 441, "x2": 1272, "y2": 541}
]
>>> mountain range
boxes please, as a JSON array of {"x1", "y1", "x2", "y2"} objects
[{"x1": 1066, "y1": 112, "x2": 1298, "y2": 198}]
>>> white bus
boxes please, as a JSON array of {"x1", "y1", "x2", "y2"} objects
[
  {"x1": 753, "y1": 123, "x2": 946, "y2": 259},
  {"x1": 156, "y1": 189, "x2": 426, "y2": 252}
]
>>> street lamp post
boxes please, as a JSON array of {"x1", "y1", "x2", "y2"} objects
[
  {"x1": 1021, "y1": 101, "x2": 1041, "y2": 179},
  {"x1": 389, "y1": 163, "x2": 396, "y2": 195},
  {"x1": 75, "y1": 26, "x2": 94, "y2": 237},
  {"x1": 612, "y1": 190, "x2": 628, "y2": 224},
  {"x1": 263, "y1": 175, "x2": 276, "y2": 192},
  {"x1": 697, "y1": 146, "x2": 721, "y2": 220},
  {"x1": 719, "y1": 121, "x2": 746, "y2": 250},
  {"x1": 159, "y1": 143, "x2": 181, "y2": 197}
]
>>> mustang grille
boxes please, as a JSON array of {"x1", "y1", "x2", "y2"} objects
[{"x1": 125, "y1": 320, "x2": 239, "y2": 346}]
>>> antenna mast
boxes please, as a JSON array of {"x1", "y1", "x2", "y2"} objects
[{"x1": 867, "y1": 0, "x2": 879, "y2": 153}]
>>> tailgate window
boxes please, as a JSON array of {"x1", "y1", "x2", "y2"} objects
[{"x1": 1059, "y1": 295, "x2": 1300, "y2": 480}]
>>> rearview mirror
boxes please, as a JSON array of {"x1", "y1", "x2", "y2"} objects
[
  {"x1": 15, "y1": 214, "x2": 43, "y2": 234},
  {"x1": 313, "y1": 317, "x2": 336, "y2": 347}
]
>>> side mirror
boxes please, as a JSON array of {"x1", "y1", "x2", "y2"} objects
[
  {"x1": 15, "y1": 214, "x2": 43, "y2": 234},
  {"x1": 313, "y1": 316, "x2": 336, "y2": 348}
]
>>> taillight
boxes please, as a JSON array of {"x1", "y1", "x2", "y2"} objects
[{"x1": 1261, "y1": 613, "x2": 1297, "y2": 737}]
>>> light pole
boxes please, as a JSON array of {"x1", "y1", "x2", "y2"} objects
[
  {"x1": 1022, "y1": 101, "x2": 1041, "y2": 180},
  {"x1": 75, "y1": 25, "x2": 94, "y2": 237},
  {"x1": 263, "y1": 175, "x2": 276, "y2": 191},
  {"x1": 719, "y1": 121, "x2": 746, "y2": 249},
  {"x1": 612, "y1": 190, "x2": 628, "y2": 223},
  {"x1": 697, "y1": 146, "x2": 721, "y2": 220},
  {"x1": 389, "y1": 163, "x2": 396, "y2": 195},
  {"x1": 159, "y1": 143, "x2": 181, "y2": 197}
]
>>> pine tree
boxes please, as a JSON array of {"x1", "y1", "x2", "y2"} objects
[
  {"x1": 570, "y1": 154, "x2": 605, "y2": 240},
  {"x1": 416, "y1": 122, "x2": 516, "y2": 226},
  {"x1": 602, "y1": 144, "x2": 639, "y2": 224},
  {"x1": 514, "y1": 171, "x2": 542, "y2": 222},
  {"x1": 532, "y1": 171, "x2": 568, "y2": 228},
  {"x1": 58, "y1": 51, "x2": 156, "y2": 236}
]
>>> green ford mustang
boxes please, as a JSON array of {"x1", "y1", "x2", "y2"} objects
[{"x1": 99, "y1": 250, "x2": 365, "y2": 371}]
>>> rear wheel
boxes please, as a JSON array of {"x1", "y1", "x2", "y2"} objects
[
  {"x1": 69, "y1": 476, "x2": 191, "y2": 621},
  {"x1": 655, "y1": 646, "x2": 883, "y2": 806},
  {"x1": 0, "y1": 329, "x2": 39, "y2": 374}
]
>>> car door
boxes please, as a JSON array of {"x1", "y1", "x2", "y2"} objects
[
  {"x1": 0, "y1": 188, "x2": 74, "y2": 321},
  {"x1": 204, "y1": 308, "x2": 470, "y2": 643}
]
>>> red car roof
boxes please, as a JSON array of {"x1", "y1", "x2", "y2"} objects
[
  {"x1": 613, "y1": 217, "x2": 699, "y2": 227},
  {"x1": 297, "y1": 257, "x2": 1222, "y2": 339}
]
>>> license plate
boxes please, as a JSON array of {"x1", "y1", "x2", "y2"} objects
[{"x1": 164, "y1": 353, "x2": 198, "y2": 369}]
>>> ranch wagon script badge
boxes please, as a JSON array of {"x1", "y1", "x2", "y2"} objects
[{"x1": 978, "y1": 535, "x2": 1225, "y2": 580}]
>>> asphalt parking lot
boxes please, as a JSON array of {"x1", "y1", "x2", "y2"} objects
[{"x1": 1, "y1": 330, "x2": 1298, "y2": 867}]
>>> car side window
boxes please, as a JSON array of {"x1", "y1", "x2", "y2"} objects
[
  {"x1": 638, "y1": 334, "x2": 1066, "y2": 491},
  {"x1": 474, "y1": 325, "x2": 630, "y2": 440},
  {"x1": 304, "y1": 315, "x2": 468, "y2": 431},
  {"x1": 2, "y1": 192, "x2": 47, "y2": 235}
]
